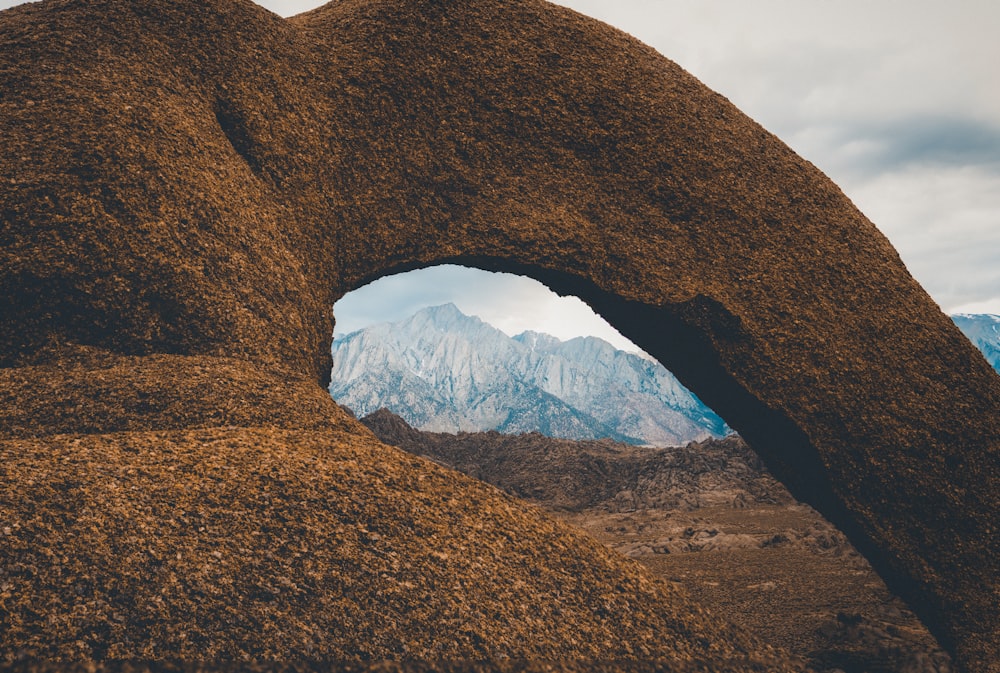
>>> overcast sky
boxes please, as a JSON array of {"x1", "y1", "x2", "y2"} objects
[{"x1": 3, "y1": 0, "x2": 998, "y2": 349}]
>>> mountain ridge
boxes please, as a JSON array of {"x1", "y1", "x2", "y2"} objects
[
  {"x1": 330, "y1": 303, "x2": 728, "y2": 446},
  {"x1": 952, "y1": 313, "x2": 1000, "y2": 372}
]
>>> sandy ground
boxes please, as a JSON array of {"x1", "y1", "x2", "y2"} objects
[{"x1": 557, "y1": 504, "x2": 953, "y2": 673}]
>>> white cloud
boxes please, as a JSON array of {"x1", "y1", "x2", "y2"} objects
[
  {"x1": 842, "y1": 164, "x2": 1000, "y2": 314},
  {"x1": 553, "y1": 0, "x2": 1000, "y2": 129}
]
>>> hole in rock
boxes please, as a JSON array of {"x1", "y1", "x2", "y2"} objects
[
  {"x1": 328, "y1": 264, "x2": 950, "y2": 671},
  {"x1": 329, "y1": 264, "x2": 729, "y2": 446}
]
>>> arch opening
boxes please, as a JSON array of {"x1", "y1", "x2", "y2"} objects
[
  {"x1": 329, "y1": 256, "x2": 854, "y2": 519},
  {"x1": 329, "y1": 263, "x2": 728, "y2": 445},
  {"x1": 329, "y1": 258, "x2": 863, "y2": 557}
]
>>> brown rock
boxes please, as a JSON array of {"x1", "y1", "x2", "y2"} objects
[{"x1": 1, "y1": 0, "x2": 998, "y2": 670}]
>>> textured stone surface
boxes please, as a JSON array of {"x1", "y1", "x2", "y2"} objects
[
  {"x1": 1, "y1": 0, "x2": 998, "y2": 670},
  {"x1": 1, "y1": 425, "x2": 795, "y2": 667}
]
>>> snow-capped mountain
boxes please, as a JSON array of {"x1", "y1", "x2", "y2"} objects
[
  {"x1": 329, "y1": 303, "x2": 728, "y2": 446},
  {"x1": 952, "y1": 314, "x2": 1000, "y2": 373}
]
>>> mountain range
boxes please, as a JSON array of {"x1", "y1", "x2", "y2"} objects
[
  {"x1": 329, "y1": 304, "x2": 728, "y2": 446},
  {"x1": 330, "y1": 307, "x2": 1000, "y2": 447},
  {"x1": 952, "y1": 314, "x2": 1000, "y2": 372}
]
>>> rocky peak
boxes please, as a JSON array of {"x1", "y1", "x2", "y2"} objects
[
  {"x1": 330, "y1": 305, "x2": 727, "y2": 445},
  {"x1": 952, "y1": 313, "x2": 1000, "y2": 372},
  {"x1": 513, "y1": 330, "x2": 563, "y2": 353}
]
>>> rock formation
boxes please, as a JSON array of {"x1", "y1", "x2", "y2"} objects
[{"x1": 1, "y1": 0, "x2": 998, "y2": 670}]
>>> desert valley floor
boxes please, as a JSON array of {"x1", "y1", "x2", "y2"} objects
[{"x1": 362, "y1": 410, "x2": 952, "y2": 673}]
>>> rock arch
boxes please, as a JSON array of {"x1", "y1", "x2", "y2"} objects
[{"x1": 1, "y1": 0, "x2": 999, "y2": 669}]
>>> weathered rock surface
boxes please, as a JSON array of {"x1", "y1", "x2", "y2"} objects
[
  {"x1": 2, "y1": 424, "x2": 796, "y2": 666},
  {"x1": 1, "y1": 0, "x2": 999, "y2": 670}
]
